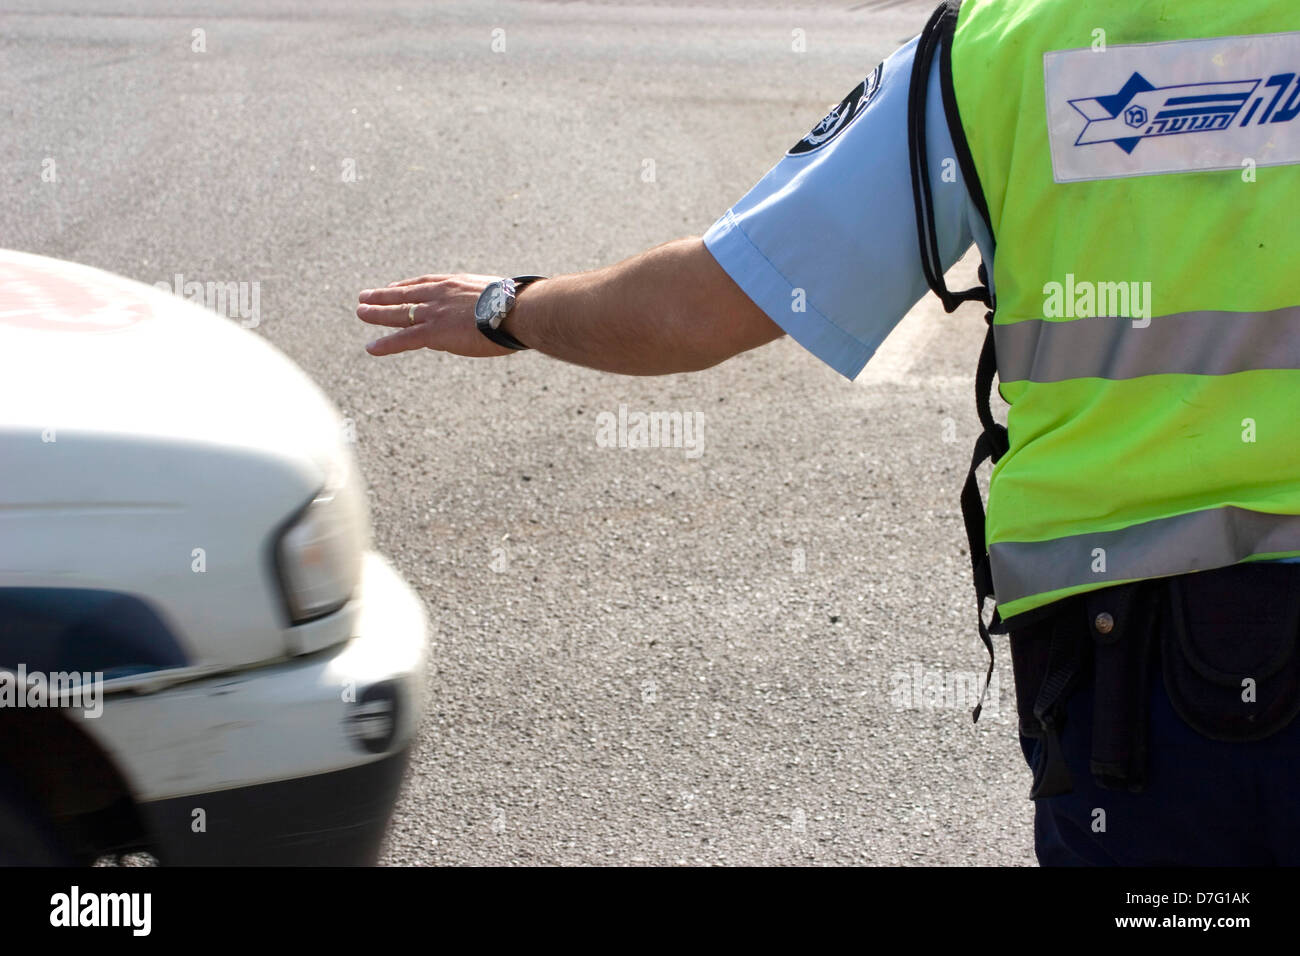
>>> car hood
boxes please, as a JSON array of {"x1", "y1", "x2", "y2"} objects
[
  {"x1": 0, "y1": 249, "x2": 364, "y2": 675},
  {"x1": 0, "y1": 249, "x2": 344, "y2": 473}
]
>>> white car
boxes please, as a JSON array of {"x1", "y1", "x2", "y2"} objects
[{"x1": 0, "y1": 250, "x2": 427, "y2": 865}]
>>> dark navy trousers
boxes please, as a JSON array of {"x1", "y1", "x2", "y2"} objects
[{"x1": 1021, "y1": 666, "x2": 1300, "y2": 865}]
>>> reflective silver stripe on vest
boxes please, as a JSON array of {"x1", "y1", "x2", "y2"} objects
[
  {"x1": 989, "y1": 506, "x2": 1300, "y2": 607},
  {"x1": 995, "y1": 305, "x2": 1300, "y2": 383}
]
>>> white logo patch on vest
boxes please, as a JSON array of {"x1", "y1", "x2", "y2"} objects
[{"x1": 1044, "y1": 31, "x2": 1300, "y2": 183}]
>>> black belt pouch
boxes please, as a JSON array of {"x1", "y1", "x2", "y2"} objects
[{"x1": 1162, "y1": 563, "x2": 1300, "y2": 742}]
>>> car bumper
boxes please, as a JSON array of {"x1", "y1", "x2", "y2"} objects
[
  {"x1": 142, "y1": 743, "x2": 414, "y2": 865},
  {"x1": 80, "y1": 551, "x2": 427, "y2": 865}
]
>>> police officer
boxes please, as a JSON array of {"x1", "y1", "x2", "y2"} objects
[{"x1": 358, "y1": 0, "x2": 1300, "y2": 865}]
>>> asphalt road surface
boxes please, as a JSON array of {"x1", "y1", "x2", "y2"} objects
[{"x1": 2, "y1": 0, "x2": 1035, "y2": 865}]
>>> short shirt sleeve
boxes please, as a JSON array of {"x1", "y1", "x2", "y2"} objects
[{"x1": 703, "y1": 35, "x2": 985, "y2": 380}]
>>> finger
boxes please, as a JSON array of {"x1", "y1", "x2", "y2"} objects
[
  {"x1": 386, "y1": 274, "x2": 449, "y2": 287},
  {"x1": 357, "y1": 283, "x2": 438, "y2": 306},
  {"x1": 357, "y1": 302, "x2": 431, "y2": 328},
  {"x1": 365, "y1": 325, "x2": 428, "y2": 357}
]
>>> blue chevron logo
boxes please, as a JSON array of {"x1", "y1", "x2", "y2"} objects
[{"x1": 1068, "y1": 71, "x2": 1300, "y2": 154}]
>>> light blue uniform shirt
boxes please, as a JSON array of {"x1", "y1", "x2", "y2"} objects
[
  {"x1": 703, "y1": 36, "x2": 993, "y2": 381},
  {"x1": 706, "y1": 38, "x2": 1300, "y2": 566}
]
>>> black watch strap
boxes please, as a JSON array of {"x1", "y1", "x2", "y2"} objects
[
  {"x1": 478, "y1": 275, "x2": 546, "y2": 351},
  {"x1": 480, "y1": 323, "x2": 529, "y2": 352}
]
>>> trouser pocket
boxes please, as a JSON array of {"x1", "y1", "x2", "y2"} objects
[
  {"x1": 1162, "y1": 563, "x2": 1300, "y2": 742},
  {"x1": 1009, "y1": 579, "x2": 1161, "y2": 795}
]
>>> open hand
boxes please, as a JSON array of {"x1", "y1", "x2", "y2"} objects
[{"x1": 357, "y1": 274, "x2": 514, "y2": 357}]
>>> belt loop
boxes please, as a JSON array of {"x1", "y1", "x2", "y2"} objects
[{"x1": 1087, "y1": 582, "x2": 1157, "y2": 791}]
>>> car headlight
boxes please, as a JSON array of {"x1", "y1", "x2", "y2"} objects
[{"x1": 276, "y1": 478, "x2": 365, "y2": 624}]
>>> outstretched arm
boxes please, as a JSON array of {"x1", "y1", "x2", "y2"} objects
[
  {"x1": 359, "y1": 35, "x2": 979, "y2": 381},
  {"x1": 356, "y1": 237, "x2": 783, "y2": 376}
]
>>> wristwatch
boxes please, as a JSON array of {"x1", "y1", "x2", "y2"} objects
[{"x1": 474, "y1": 275, "x2": 546, "y2": 351}]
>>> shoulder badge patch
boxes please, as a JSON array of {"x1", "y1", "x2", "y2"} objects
[{"x1": 788, "y1": 63, "x2": 884, "y2": 157}]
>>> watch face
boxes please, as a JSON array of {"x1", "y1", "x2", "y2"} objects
[{"x1": 476, "y1": 280, "x2": 506, "y2": 328}]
